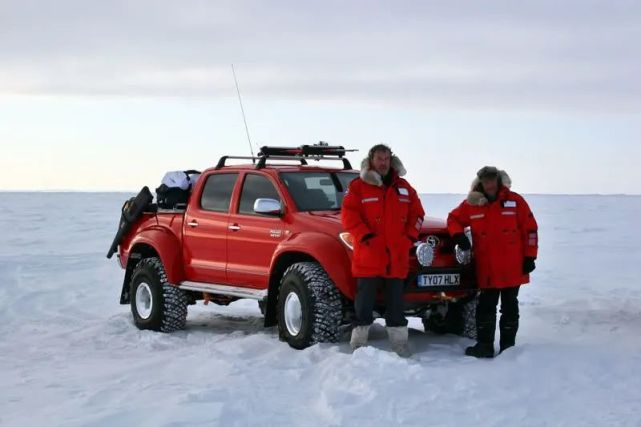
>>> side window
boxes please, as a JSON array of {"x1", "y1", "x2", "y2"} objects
[
  {"x1": 200, "y1": 173, "x2": 238, "y2": 212},
  {"x1": 238, "y1": 174, "x2": 281, "y2": 215}
]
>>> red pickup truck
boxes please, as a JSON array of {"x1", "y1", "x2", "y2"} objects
[{"x1": 108, "y1": 145, "x2": 478, "y2": 349}]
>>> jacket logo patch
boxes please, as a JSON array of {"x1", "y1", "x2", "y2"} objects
[
  {"x1": 399, "y1": 198, "x2": 410, "y2": 203},
  {"x1": 501, "y1": 211, "x2": 516, "y2": 216},
  {"x1": 398, "y1": 187, "x2": 409, "y2": 196},
  {"x1": 503, "y1": 200, "x2": 517, "y2": 208},
  {"x1": 470, "y1": 214, "x2": 485, "y2": 219},
  {"x1": 361, "y1": 197, "x2": 379, "y2": 203}
]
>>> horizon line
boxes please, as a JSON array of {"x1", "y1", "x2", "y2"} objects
[{"x1": 1, "y1": 190, "x2": 639, "y2": 197}]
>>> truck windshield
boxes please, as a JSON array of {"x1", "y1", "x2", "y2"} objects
[{"x1": 280, "y1": 172, "x2": 359, "y2": 211}]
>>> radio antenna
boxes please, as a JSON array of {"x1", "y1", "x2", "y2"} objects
[{"x1": 231, "y1": 64, "x2": 255, "y2": 160}]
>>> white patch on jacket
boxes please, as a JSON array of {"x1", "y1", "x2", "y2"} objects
[
  {"x1": 467, "y1": 170, "x2": 512, "y2": 206},
  {"x1": 360, "y1": 155, "x2": 407, "y2": 187}
]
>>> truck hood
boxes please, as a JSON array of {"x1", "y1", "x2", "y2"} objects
[
  {"x1": 295, "y1": 211, "x2": 447, "y2": 235},
  {"x1": 421, "y1": 216, "x2": 447, "y2": 232},
  {"x1": 295, "y1": 211, "x2": 344, "y2": 236}
]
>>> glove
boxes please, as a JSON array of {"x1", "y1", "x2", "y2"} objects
[
  {"x1": 523, "y1": 257, "x2": 536, "y2": 274},
  {"x1": 452, "y1": 233, "x2": 471, "y2": 251},
  {"x1": 361, "y1": 233, "x2": 376, "y2": 243}
]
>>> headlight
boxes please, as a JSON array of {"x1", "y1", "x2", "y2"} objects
[
  {"x1": 339, "y1": 232, "x2": 354, "y2": 250},
  {"x1": 416, "y1": 242, "x2": 434, "y2": 267}
]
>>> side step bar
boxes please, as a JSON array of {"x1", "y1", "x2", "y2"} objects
[{"x1": 179, "y1": 281, "x2": 268, "y2": 300}]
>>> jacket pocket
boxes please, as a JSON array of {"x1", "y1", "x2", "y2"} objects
[
  {"x1": 394, "y1": 235, "x2": 412, "y2": 268},
  {"x1": 354, "y1": 235, "x2": 385, "y2": 269},
  {"x1": 499, "y1": 228, "x2": 523, "y2": 280}
]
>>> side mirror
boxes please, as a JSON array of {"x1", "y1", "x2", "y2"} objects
[{"x1": 254, "y1": 198, "x2": 282, "y2": 216}]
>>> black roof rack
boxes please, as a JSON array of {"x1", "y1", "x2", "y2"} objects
[{"x1": 215, "y1": 142, "x2": 358, "y2": 170}]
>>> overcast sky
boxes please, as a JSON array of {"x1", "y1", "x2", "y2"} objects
[{"x1": 1, "y1": 0, "x2": 640, "y2": 194}]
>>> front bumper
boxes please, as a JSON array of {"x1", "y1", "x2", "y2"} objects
[{"x1": 401, "y1": 263, "x2": 477, "y2": 305}]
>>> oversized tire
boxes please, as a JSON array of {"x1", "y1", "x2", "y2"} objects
[
  {"x1": 129, "y1": 257, "x2": 188, "y2": 332},
  {"x1": 459, "y1": 295, "x2": 478, "y2": 339},
  {"x1": 423, "y1": 295, "x2": 478, "y2": 340},
  {"x1": 277, "y1": 262, "x2": 343, "y2": 349}
]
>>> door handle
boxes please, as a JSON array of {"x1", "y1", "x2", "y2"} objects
[
  {"x1": 228, "y1": 224, "x2": 241, "y2": 232},
  {"x1": 187, "y1": 220, "x2": 199, "y2": 228}
]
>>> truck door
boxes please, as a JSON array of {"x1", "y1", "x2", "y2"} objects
[
  {"x1": 226, "y1": 172, "x2": 287, "y2": 289},
  {"x1": 183, "y1": 172, "x2": 239, "y2": 284}
]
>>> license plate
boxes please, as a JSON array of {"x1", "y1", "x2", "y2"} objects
[{"x1": 417, "y1": 273, "x2": 460, "y2": 287}]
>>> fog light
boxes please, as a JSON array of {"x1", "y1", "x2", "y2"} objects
[
  {"x1": 455, "y1": 229, "x2": 473, "y2": 265},
  {"x1": 416, "y1": 242, "x2": 434, "y2": 267},
  {"x1": 455, "y1": 246, "x2": 472, "y2": 265}
]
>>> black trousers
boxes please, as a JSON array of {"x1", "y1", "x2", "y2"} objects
[
  {"x1": 476, "y1": 286, "x2": 520, "y2": 344},
  {"x1": 354, "y1": 277, "x2": 408, "y2": 327}
]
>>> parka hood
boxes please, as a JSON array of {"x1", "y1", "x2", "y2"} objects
[
  {"x1": 467, "y1": 170, "x2": 512, "y2": 206},
  {"x1": 360, "y1": 155, "x2": 407, "y2": 187}
]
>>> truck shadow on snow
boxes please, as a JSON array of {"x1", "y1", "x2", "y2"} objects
[
  {"x1": 340, "y1": 323, "x2": 474, "y2": 357},
  {"x1": 177, "y1": 308, "x2": 473, "y2": 357},
  {"x1": 185, "y1": 311, "x2": 270, "y2": 336}
]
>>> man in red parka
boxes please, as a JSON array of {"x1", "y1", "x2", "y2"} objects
[
  {"x1": 342, "y1": 144, "x2": 425, "y2": 357},
  {"x1": 448, "y1": 166, "x2": 538, "y2": 358}
]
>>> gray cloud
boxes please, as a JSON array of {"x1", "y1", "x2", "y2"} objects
[{"x1": 1, "y1": 0, "x2": 640, "y2": 111}]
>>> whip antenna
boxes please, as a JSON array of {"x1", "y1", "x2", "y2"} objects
[{"x1": 231, "y1": 64, "x2": 255, "y2": 160}]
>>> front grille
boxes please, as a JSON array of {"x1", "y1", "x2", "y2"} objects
[
  {"x1": 418, "y1": 232, "x2": 453, "y2": 254},
  {"x1": 412, "y1": 233, "x2": 456, "y2": 263}
]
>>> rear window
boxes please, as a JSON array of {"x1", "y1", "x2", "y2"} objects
[
  {"x1": 280, "y1": 172, "x2": 358, "y2": 211},
  {"x1": 200, "y1": 173, "x2": 238, "y2": 212}
]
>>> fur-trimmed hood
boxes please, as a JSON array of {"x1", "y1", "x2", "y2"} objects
[
  {"x1": 360, "y1": 155, "x2": 407, "y2": 187},
  {"x1": 467, "y1": 170, "x2": 512, "y2": 206}
]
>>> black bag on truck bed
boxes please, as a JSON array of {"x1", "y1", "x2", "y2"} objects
[
  {"x1": 155, "y1": 170, "x2": 201, "y2": 209},
  {"x1": 106, "y1": 186, "x2": 154, "y2": 259}
]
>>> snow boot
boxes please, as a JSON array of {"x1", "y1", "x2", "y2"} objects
[
  {"x1": 465, "y1": 320, "x2": 495, "y2": 358},
  {"x1": 387, "y1": 326, "x2": 411, "y2": 358},
  {"x1": 499, "y1": 320, "x2": 518, "y2": 353},
  {"x1": 465, "y1": 342, "x2": 495, "y2": 358},
  {"x1": 350, "y1": 325, "x2": 370, "y2": 351}
]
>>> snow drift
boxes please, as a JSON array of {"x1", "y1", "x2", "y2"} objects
[{"x1": 1, "y1": 193, "x2": 640, "y2": 427}]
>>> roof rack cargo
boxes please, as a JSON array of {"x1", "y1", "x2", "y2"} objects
[{"x1": 215, "y1": 142, "x2": 358, "y2": 170}]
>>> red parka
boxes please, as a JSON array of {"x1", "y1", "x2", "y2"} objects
[
  {"x1": 447, "y1": 170, "x2": 538, "y2": 289},
  {"x1": 342, "y1": 156, "x2": 425, "y2": 279}
]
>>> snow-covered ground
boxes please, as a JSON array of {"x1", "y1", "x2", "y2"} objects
[{"x1": 1, "y1": 192, "x2": 641, "y2": 427}]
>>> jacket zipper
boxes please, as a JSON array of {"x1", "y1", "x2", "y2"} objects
[{"x1": 384, "y1": 186, "x2": 391, "y2": 275}]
